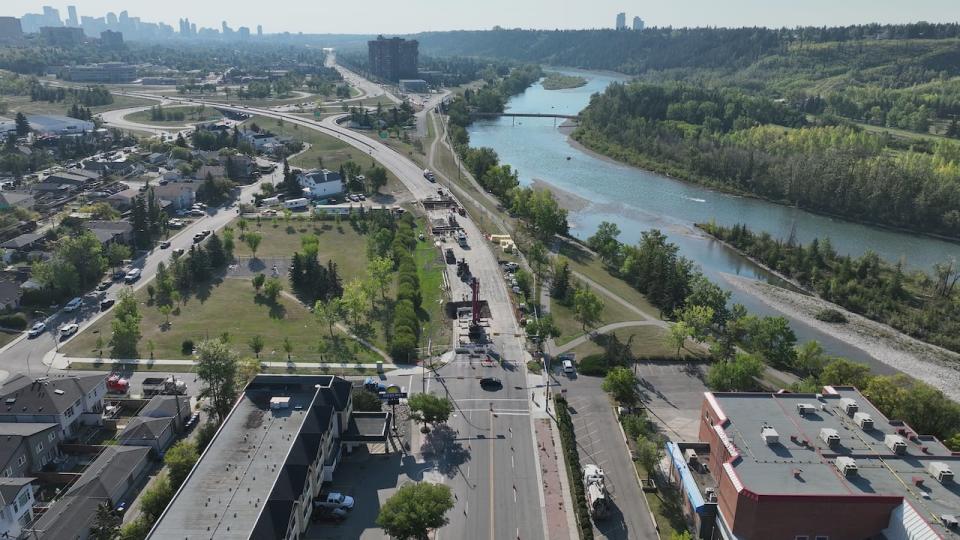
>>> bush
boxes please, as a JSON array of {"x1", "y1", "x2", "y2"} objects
[
  {"x1": 554, "y1": 397, "x2": 595, "y2": 540},
  {"x1": 390, "y1": 328, "x2": 417, "y2": 362},
  {"x1": 526, "y1": 360, "x2": 543, "y2": 374},
  {"x1": 578, "y1": 354, "x2": 609, "y2": 376},
  {"x1": 181, "y1": 339, "x2": 194, "y2": 355},
  {"x1": 0, "y1": 314, "x2": 27, "y2": 330},
  {"x1": 352, "y1": 389, "x2": 382, "y2": 411},
  {"x1": 815, "y1": 308, "x2": 848, "y2": 323}
]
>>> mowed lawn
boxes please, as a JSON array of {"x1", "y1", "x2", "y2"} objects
[
  {"x1": 551, "y1": 285, "x2": 648, "y2": 346},
  {"x1": 4, "y1": 94, "x2": 156, "y2": 116},
  {"x1": 231, "y1": 217, "x2": 369, "y2": 279},
  {"x1": 567, "y1": 326, "x2": 706, "y2": 360},
  {"x1": 124, "y1": 106, "x2": 223, "y2": 125},
  {"x1": 62, "y1": 278, "x2": 381, "y2": 363},
  {"x1": 413, "y1": 232, "x2": 450, "y2": 351}
]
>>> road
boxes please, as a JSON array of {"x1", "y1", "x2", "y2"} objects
[{"x1": 40, "y1": 69, "x2": 550, "y2": 538}]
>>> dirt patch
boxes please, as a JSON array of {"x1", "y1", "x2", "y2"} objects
[{"x1": 530, "y1": 178, "x2": 590, "y2": 212}]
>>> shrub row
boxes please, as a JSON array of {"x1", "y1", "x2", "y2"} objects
[
  {"x1": 0, "y1": 314, "x2": 27, "y2": 331},
  {"x1": 390, "y1": 216, "x2": 422, "y2": 361},
  {"x1": 555, "y1": 396, "x2": 595, "y2": 540}
]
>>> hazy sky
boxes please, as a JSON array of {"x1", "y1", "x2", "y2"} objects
[{"x1": 5, "y1": 0, "x2": 960, "y2": 34}]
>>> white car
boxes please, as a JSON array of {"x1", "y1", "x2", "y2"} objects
[
  {"x1": 64, "y1": 297, "x2": 83, "y2": 312},
  {"x1": 59, "y1": 324, "x2": 79, "y2": 339},
  {"x1": 315, "y1": 492, "x2": 355, "y2": 510},
  {"x1": 27, "y1": 322, "x2": 46, "y2": 338}
]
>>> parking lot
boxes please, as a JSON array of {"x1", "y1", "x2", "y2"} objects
[
  {"x1": 632, "y1": 361, "x2": 709, "y2": 441},
  {"x1": 304, "y1": 446, "x2": 436, "y2": 539}
]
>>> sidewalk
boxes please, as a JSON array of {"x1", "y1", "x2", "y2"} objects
[
  {"x1": 536, "y1": 417, "x2": 578, "y2": 540},
  {"x1": 55, "y1": 353, "x2": 407, "y2": 372}
]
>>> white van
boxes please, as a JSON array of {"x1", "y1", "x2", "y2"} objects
[
  {"x1": 124, "y1": 268, "x2": 141, "y2": 283},
  {"x1": 563, "y1": 359, "x2": 574, "y2": 374}
]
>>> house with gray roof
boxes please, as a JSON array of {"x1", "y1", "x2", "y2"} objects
[
  {"x1": 82, "y1": 220, "x2": 133, "y2": 246},
  {"x1": 0, "y1": 191, "x2": 34, "y2": 210},
  {"x1": 118, "y1": 417, "x2": 175, "y2": 454},
  {"x1": 0, "y1": 477, "x2": 37, "y2": 539},
  {"x1": 25, "y1": 446, "x2": 150, "y2": 539},
  {"x1": 0, "y1": 423, "x2": 60, "y2": 477},
  {"x1": 138, "y1": 395, "x2": 190, "y2": 430},
  {"x1": 0, "y1": 374, "x2": 107, "y2": 440}
]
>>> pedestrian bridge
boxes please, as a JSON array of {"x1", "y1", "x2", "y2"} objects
[{"x1": 471, "y1": 111, "x2": 580, "y2": 125}]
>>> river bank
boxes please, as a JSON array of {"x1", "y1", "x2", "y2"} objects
[{"x1": 722, "y1": 273, "x2": 960, "y2": 402}]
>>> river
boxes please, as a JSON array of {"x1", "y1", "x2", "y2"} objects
[{"x1": 467, "y1": 69, "x2": 960, "y2": 371}]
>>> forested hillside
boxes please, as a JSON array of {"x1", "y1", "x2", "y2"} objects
[{"x1": 572, "y1": 82, "x2": 960, "y2": 237}]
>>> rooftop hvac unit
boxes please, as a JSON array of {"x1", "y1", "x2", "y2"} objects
[
  {"x1": 929, "y1": 462, "x2": 954, "y2": 484},
  {"x1": 796, "y1": 403, "x2": 816, "y2": 416},
  {"x1": 854, "y1": 412, "x2": 874, "y2": 430},
  {"x1": 269, "y1": 396, "x2": 291, "y2": 410},
  {"x1": 884, "y1": 434, "x2": 907, "y2": 455},
  {"x1": 840, "y1": 398, "x2": 859, "y2": 416},
  {"x1": 819, "y1": 428, "x2": 841, "y2": 448},
  {"x1": 761, "y1": 426, "x2": 779, "y2": 445},
  {"x1": 704, "y1": 487, "x2": 717, "y2": 502},
  {"x1": 835, "y1": 456, "x2": 858, "y2": 477}
]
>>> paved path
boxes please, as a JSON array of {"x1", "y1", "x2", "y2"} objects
[
  {"x1": 58, "y1": 354, "x2": 401, "y2": 372},
  {"x1": 536, "y1": 418, "x2": 575, "y2": 540}
]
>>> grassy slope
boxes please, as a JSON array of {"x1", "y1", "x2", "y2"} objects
[
  {"x1": 3, "y1": 94, "x2": 157, "y2": 116},
  {"x1": 124, "y1": 106, "x2": 223, "y2": 126}
]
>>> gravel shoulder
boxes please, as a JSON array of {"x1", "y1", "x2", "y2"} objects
[{"x1": 722, "y1": 273, "x2": 960, "y2": 402}]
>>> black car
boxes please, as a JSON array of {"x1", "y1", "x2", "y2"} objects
[
  {"x1": 445, "y1": 248, "x2": 456, "y2": 264},
  {"x1": 479, "y1": 377, "x2": 502, "y2": 389},
  {"x1": 100, "y1": 298, "x2": 115, "y2": 310}
]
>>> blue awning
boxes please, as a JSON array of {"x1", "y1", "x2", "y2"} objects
[{"x1": 666, "y1": 441, "x2": 707, "y2": 514}]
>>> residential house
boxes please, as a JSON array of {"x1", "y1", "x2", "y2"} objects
[
  {"x1": 0, "y1": 477, "x2": 37, "y2": 539},
  {"x1": 26, "y1": 446, "x2": 151, "y2": 540},
  {"x1": 82, "y1": 220, "x2": 133, "y2": 246},
  {"x1": 118, "y1": 417, "x2": 175, "y2": 455},
  {"x1": 242, "y1": 131, "x2": 279, "y2": 151},
  {"x1": 153, "y1": 183, "x2": 195, "y2": 211},
  {"x1": 0, "y1": 192, "x2": 34, "y2": 211},
  {"x1": 43, "y1": 172, "x2": 92, "y2": 189},
  {"x1": 105, "y1": 188, "x2": 141, "y2": 210},
  {"x1": 195, "y1": 165, "x2": 226, "y2": 181},
  {"x1": 146, "y1": 153, "x2": 167, "y2": 166},
  {"x1": 0, "y1": 374, "x2": 107, "y2": 440},
  {"x1": 0, "y1": 423, "x2": 61, "y2": 476},
  {"x1": 0, "y1": 280, "x2": 21, "y2": 310},
  {"x1": 0, "y1": 233, "x2": 44, "y2": 252},
  {"x1": 138, "y1": 395, "x2": 190, "y2": 430},
  {"x1": 298, "y1": 169, "x2": 344, "y2": 200},
  {"x1": 160, "y1": 171, "x2": 184, "y2": 184}
]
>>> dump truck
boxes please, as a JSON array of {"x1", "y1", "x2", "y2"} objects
[
  {"x1": 106, "y1": 374, "x2": 130, "y2": 395},
  {"x1": 142, "y1": 376, "x2": 187, "y2": 396},
  {"x1": 583, "y1": 464, "x2": 611, "y2": 519}
]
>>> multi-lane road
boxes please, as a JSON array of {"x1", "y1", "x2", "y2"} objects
[{"x1": 27, "y1": 66, "x2": 552, "y2": 539}]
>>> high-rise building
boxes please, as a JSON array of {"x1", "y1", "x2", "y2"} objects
[
  {"x1": 40, "y1": 26, "x2": 84, "y2": 47},
  {"x1": 615, "y1": 12, "x2": 626, "y2": 30},
  {"x1": 257, "y1": 25, "x2": 263, "y2": 37},
  {"x1": 0, "y1": 17, "x2": 23, "y2": 42},
  {"x1": 238, "y1": 26, "x2": 250, "y2": 40},
  {"x1": 100, "y1": 30, "x2": 123, "y2": 48},
  {"x1": 106, "y1": 12, "x2": 117, "y2": 26},
  {"x1": 66, "y1": 6, "x2": 78, "y2": 27},
  {"x1": 368, "y1": 35, "x2": 418, "y2": 82},
  {"x1": 632, "y1": 16, "x2": 644, "y2": 30},
  {"x1": 42, "y1": 6, "x2": 61, "y2": 26}
]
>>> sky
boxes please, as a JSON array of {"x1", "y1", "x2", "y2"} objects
[{"x1": 4, "y1": 0, "x2": 960, "y2": 34}]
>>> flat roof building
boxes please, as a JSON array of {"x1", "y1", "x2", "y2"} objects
[
  {"x1": 148, "y1": 375, "x2": 389, "y2": 540},
  {"x1": 60, "y1": 62, "x2": 136, "y2": 83},
  {"x1": 0, "y1": 17, "x2": 23, "y2": 43},
  {"x1": 670, "y1": 386, "x2": 960, "y2": 539},
  {"x1": 40, "y1": 26, "x2": 85, "y2": 47}
]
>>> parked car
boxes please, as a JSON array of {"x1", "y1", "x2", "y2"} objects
[
  {"x1": 314, "y1": 492, "x2": 355, "y2": 510},
  {"x1": 59, "y1": 323, "x2": 79, "y2": 339},
  {"x1": 312, "y1": 506, "x2": 348, "y2": 523},
  {"x1": 97, "y1": 281, "x2": 112, "y2": 291},
  {"x1": 64, "y1": 297, "x2": 83, "y2": 312},
  {"x1": 100, "y1": 298, "x2": 115, "y2": 310},
  {"x1": 159, "y1": 240, "x2": 171, "y2": 249},
  {"x1": 479, "y1": 377, "x2": 502, "y2": 390},
  {"x1": 124, "y1": 269, "x2": 141, "y2": 284},
  {"x1": 27, "y1": 322, "x2": 46, "y2": 338}
]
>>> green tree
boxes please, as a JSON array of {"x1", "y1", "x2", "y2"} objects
[
  {"x1": 376, "y1": 483, "x2": 455, "y2": 540},
  {"x1": 366, "y1": 165, "x2": 388, "y2": 193},
  {"x1": 282, "y1": 336, "x2": 293, "y2": 360},
  {"x1": 636, "y1": 435, "x2": 661, "y2": 477},
  {"x1": 110, "y1": 289, "x2": 141, "y2": 358},
  {"x1": 196, "y1": 339, "x2": 238, "y2": 423},
  {"x1": 252, "y1": 272, "x2": 265, "y2": 292},
  {"x1": 341, "y1": 279, "x2": 370, "y2": 329},
  {"x1": 573, "y1": 286, "x2": 604, "y2": 331},
  {"x1": 707, "y1": 353, "x2": 764, "y2": 391},
  {"x1": 818, "y1": 358, "x2": 871, "y2": 388},
  {"x1": 587, "y1": 221, "x2": 622, "y2": 265},
  {"x1": 794, "y1": 340, "x2": 829, "y2": 378},
  {"x1": 248, "y1": 335, "x2": 264, "y2": 358},
  {"x1": 158, "y1": 304, "x2": 172, "y2": 327},
  {"x1": 237, "y1": 356, "x2": 262, "y2": 386},
  {"x1": 137, "y1": 475, "x2": 173, "y2": 521},
  {"x1": 679, "y1": 304, "x2": 715, "y2": 342},
  {"x1": 352, "y1": 389, "x2": 382, "y2": 412},
  {"x1": 262, "y1": 277, "x2": 283, "y2": 302},
  {"x1": 314, "y1": 298, "x2": 343, "y2": 339},
  {"x1": 106, "y1": 242, "x2": 132, "y2": 271},
  {"x1": 667, "y1": 321, "x2": 691, "y2": 358},
  {"x1": 368, "y1": 256, "x2": 394, "y2": 300},
  {"x1": 89, "y1": 502, "x2": 121, "y2": 540},
  {"x1": 118, "y1": 517, "x2": 152, "y2": 540},
  {"x1": 244, "y1": 231, "x2": 262, "y2": 259},
  {"x1": 164, "y1": 440, "x2": 199, "y2": 488},
  {"x1": 408, "y1": 393, "x2": 454, "y2": 426},
  {"x1": 14, "y1": 112, "x2": 29, "y2": 136},
  {"x1": 746, "y1": 316, "x2": 797, "y2": 369},
  {"x1": 602, "y1": 366, "x2": 638, "y2": 404}
]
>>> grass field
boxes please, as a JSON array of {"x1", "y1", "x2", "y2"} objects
[
  {"x1": 62, "y1": 278, "x2": 382, "y2": 363},
  {"x1": 3, "y1": 94, "x2": 157, "y2": 117},
  {"x1": 124, "y1": 105, "x2": 223, "y2": 126},
  {"x1": 558, "y1": 240, "x2": 661, "y2": 319},
  {"x1": 413, "y1": 230, "x2": 451, "y2": 352},
  {"x1": 550, "y1": 289, "x2": 646, "y2": 346},
  {"x1": 567, "y1": 326, "x2": 704, "y2": 360}
]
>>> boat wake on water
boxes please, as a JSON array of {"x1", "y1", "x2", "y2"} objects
[{"x1": 682, "y1": 195, "x2": 706, "y2": 203}]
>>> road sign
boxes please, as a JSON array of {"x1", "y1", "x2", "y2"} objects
[
  {"x1": 379, "y1": 384, "x2": 407, "y2": 405},
  {"x1": 314, "y1": 110, "x2": 321, "y2": 118}
]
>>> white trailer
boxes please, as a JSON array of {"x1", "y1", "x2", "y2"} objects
[{"x1": 283, "y1": 197, "x2": 310, "y2": 210}]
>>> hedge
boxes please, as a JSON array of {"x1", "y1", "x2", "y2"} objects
[
  {"x1": 0, "y1": 314, "x2": 27, "y2": 331},
  {"x1": 555, "y1": 396, "x2": 595, "y2": 540},
  {"x1": 578, "y1": 354, "x2": 609, "y2": 376}
]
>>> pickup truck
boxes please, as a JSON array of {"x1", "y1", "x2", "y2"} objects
[{"x1": 142, "y1": 376, "x2": 187, "y2": 396}]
